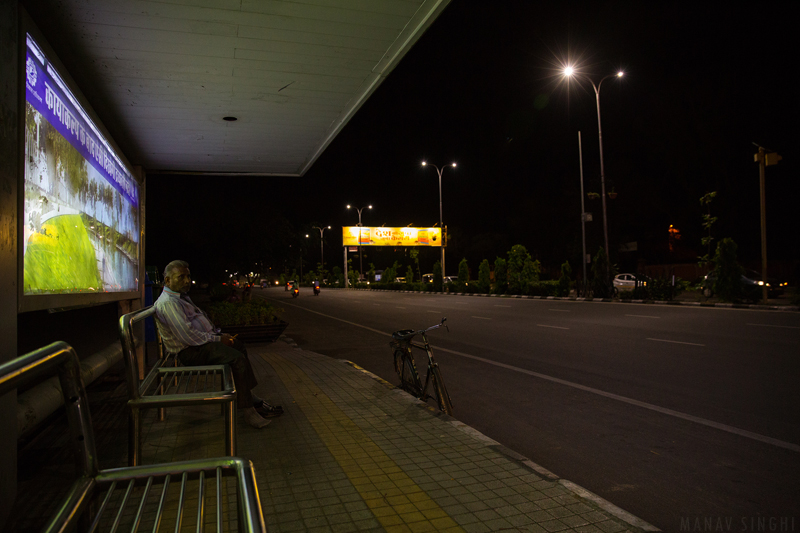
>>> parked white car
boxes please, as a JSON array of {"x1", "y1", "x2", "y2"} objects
[{"x1": 613, "y1": 273, "x2": 648, "y2": 289}]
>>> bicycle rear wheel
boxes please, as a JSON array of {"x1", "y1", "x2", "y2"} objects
[
  {"x1": 395, "y1": 349, "x2": 422, "y2": 397},
  {"x1": 429, "y1": 364, "x2": 454, "y2": 416}
]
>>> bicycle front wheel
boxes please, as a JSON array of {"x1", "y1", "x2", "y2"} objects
[
  {"x1": 430, "y1": 364, "x2": 454, "y2": 416},
  {"x1": 395, "y1": 349, "x2": 423, "y2": 397}
]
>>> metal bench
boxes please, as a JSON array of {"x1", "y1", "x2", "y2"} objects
[
  {"x1": 0, "y1": 341, "x2": 266, "y2": 533},
  {"x1": 119, "y1": 305, "x2": 237, "y2": 466}
]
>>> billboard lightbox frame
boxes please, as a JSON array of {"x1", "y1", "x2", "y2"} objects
[{"x1": 18, "y1": 9, "x2": 144, "y2": 313}]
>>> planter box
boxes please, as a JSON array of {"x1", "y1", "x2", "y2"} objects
[{"x1": 223, "y1": 320, "x2": 288, "y2": 343}]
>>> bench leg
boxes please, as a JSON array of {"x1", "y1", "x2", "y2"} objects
[
  {"x1": 128, "y1": 407, "x2": 142, "y2": 467},
  {"x1": 225, "y1": 400, "x2": 236, "y2": 457}
]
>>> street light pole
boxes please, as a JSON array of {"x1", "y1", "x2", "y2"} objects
[
  {"x1": 564, "y1": 68, "x2": 623, "y2": 286},
  {"x1": 753, "y1": 143, "x2": 782, "y2": 303},
  {"x1": 578, "y1": 131, "x2": 588, "y2": 295},
  {"x1": 312, "y1": 225, "x2": 331, "y2": 272},
  {"x1": 422, "y1": 161, "x2": 456, "y2": 286},
  {"x1": 346, "y1": 205, "x2": 372, "y2": 282}
]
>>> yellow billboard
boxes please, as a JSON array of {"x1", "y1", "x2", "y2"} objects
[{"x1": 342, "y1": 226, "x2": 443, "y2": 247}]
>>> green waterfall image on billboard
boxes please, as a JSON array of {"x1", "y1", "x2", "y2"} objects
[{"x1": 23, "y1": 33, "x2": 140, "y2": 295}]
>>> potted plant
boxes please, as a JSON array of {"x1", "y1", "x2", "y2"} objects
[
  {"x1": 587, "y1": 192, "x2": 600, "y2": 200},
  {"x1": 608, "y1": 188, "x2": 618, "y2": 199},
  {"x1": 203, "y1": 299, "x2": 288, "y2": 343}
]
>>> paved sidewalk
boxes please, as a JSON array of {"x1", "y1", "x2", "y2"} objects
[
  {"x1": 10, "y1": 339, "x2": 660, "y2": 532},
  {"x1": 245, "y1": 340, "x2": 657, "y2": 532}
]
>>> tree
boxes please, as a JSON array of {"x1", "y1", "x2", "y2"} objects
[
  {"x1": 477, "y1": 259, "x2": 491, "y2": 293},
  {"x1": 557, "y1": 261, "x2": 572, "y2": 297},
  {"x1": 699, "y1": 191, "x2": 718, "y2": 268},
  {"x1": 591, "y1": 247, "x2": 613, "y2": 298},
  {"x1": 347, "y1": 258, "x2": 358, "y2": 286},
  {"x1": 331, "y1": 266, "x2": 344, "y2": 287},
  {"x1": 316, "y1": 263, "x2": 329, "y2": 285},
  {"x1": 367, "y1": 263, "x2": 376, "y2": 283},
  {"x1": 405, "y1": 265, "x2": 414, "y2": 283},
  {"x1": 383, "y1": 261, "x2": 400, "y2": 284},
  {"x1": 409, "y1": 248, "x2": 421, "y2": 283},
  {"x1": 457, "y1": 258, "x2": 469, "y2": 284},
  {"x1": 432, "y1": 261, "x2": 443, "y2": 292},
  {"x1": 712, "y1": 238, "x2": 744, "y2": 302},
  {"x1": 521, "y1": 258, "x2": 541, "y2": 294},
  {"x1": 507, "y1": 245, "x2": 530, "y2": 294},
  {"x1": 506, "y1": 245, "x2": 540, "y2": 294},
  {"x1": 493, "y1": 257, "x2": 507, "y2": 294}
]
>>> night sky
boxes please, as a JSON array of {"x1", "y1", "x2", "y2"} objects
[{"x1": 147, "y1": 1, "x2": 800, "y2": 282}]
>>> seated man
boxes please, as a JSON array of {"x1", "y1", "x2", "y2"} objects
[{"x1": 154, "y1": 260, "x2": 282, "y2": 429}]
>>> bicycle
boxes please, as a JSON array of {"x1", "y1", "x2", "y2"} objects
[{"x1": 389, "y1": 317, "x2": 454, "y2": 415}]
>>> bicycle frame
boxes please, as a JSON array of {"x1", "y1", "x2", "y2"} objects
[{"x1": 390, "y1": 318, "x2": 453, "y2": 414}]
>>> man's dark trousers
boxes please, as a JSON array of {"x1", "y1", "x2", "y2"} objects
[{"x1": 177, "y1": 338, "x2": 256, "y2": 409}]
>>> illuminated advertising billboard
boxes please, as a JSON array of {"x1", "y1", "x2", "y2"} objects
[
  {"x1": 22, "y1": 33, "x2": 140, "y2": 303},
  {"x1": 343, "y1": 227, "x2": 442, "y2": 247}
]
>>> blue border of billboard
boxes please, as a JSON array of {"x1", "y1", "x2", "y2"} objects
[{"x1": 24, "y1": 34, "x2": 138, "y2": 208}]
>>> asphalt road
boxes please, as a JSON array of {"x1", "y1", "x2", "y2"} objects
[{"x1": 256, "y1": 287, "x2": 800, "y2": 530}]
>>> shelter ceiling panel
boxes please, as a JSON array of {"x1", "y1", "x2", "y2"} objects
[
  {"x1": 100, "y1": 77, "x2": 355, "y2": 102},
  {"x1": 66, "y1": 0, "x2": 409, "y2": 39},
  {"x1": 73, "y1": 23, "x2": 391, "y2": 66},
  {"x1": 240, "y1": 0, "x2": 421, "y2": 23},
  {"x1": 23, "y1": 0, "x2": 450, "y2": 174},
  {"x1": 75, "y1": 45, "x2": 374, "y2": 79},
  {"x1": 94, "y1": 61, "x2": 365, "y2": 93},
  {"x1": 66, "y1": 9, "x2": 397, "y2": 52}
]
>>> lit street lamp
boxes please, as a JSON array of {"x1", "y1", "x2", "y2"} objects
[
  {"x1": 312, "y1": 225, "x2": 331, "y2": 272},
  {"x1": 421, "y1": 161, "x2": 456, "y2": 286},
  {"x1": 564, "y1": 67, "x2": 623, "y2": 284},
  {"x1": 346, "y1": 204, "x2": 372, "y2": 281}
]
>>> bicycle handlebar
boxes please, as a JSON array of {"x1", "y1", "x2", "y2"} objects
[
  {"x1": 391, "y1": 318, "x2": 447, "y2": 343},
  {"x1": 420, "y1": 317, "x2": 448, "y2": 335}
]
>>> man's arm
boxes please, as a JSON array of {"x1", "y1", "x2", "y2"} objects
[{"x1": 157, "y1": 297, "x2": 220, "y2": 346}]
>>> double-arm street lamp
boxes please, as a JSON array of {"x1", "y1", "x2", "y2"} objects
[
  {"x1": 312, "y1": 225, "x2": 331, "y2": 272},
  {"x1": 563, "y1": 67, "x2": 623, "y2": 278},
  {"x1": 421, "y1": 161, "x2": 456, "y2": 285},
  {"x1": 346, "y1": 204, "x2": 372, "y2": 281}
]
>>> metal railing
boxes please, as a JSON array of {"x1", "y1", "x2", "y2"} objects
[
  {"x1": 0, "y1": 341, "x2": 267, "y2": 533},
  {"x1": 119, "y1": 306, "x2": 237, "y2": 466}
]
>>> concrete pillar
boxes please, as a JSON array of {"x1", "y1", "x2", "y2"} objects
[{"x1": 0, "y1": 0, "x2": 19, "y2": 526}]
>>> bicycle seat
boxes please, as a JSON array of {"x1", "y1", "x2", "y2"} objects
[{"x1": 391, "y1": 329, "x2": 416, "y2": 341}]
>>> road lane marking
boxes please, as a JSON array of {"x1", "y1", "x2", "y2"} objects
[
  {"x1": 537, "y1": 324, "x2": 570, "y2": 330},
  {"x1": 647, "y1": 338, "x2": 705, "y2": 347},
  {"x1": 746, "y1": 323, "x2": 799, "y2": 329},
  {"x1": 549, "y1": 309, "x2": 570, "y2": 312},
  {"x1": 269, "y1": 297, "x2": 800, "y2": 453},
  {"x1": 427, "y1": 310, "x2": 442, "y2": 313},
  {"x1": 494, "y1": 305, "x2": 511, "y2": 308},
  {"x1": 472, "y1": 316, "x2": 492, "y2": 320},
  {"x1": 626, "y1": 314, "x2": 660, "y2": 319}
]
